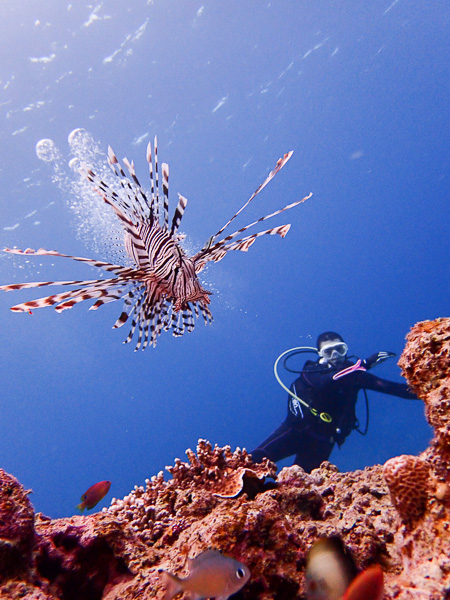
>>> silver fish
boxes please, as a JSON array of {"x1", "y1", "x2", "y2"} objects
[{"x1": 159, "y1": 549, "x2": 250, "y2": 600}]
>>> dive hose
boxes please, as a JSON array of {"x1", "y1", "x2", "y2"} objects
[{"x1": 273, "y1": 346, "x2": 333, "y2": 424}]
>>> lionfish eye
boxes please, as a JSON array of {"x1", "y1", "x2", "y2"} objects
[{"x1": 236, "y1": 568, "x2": 245, "y2": 579}]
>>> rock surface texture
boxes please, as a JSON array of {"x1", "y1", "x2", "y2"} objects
[{"x1": 0, "y1": 317, "x2": 449, "y2": 600}]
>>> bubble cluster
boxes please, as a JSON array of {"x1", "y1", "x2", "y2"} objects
[{"x1": 35, "y1": 128, "x2": 126, "y2": 261}]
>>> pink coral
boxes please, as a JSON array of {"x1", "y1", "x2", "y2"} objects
[
  {"x1": 107, "y1": 440, "x2": 276, "y2": 547},
  {"x1": 382, "y1": 455, "x2": 430, "y2": 523}
]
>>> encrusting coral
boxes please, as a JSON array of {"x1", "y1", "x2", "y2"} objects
[
  {"x1": 0, "y1": 471, "x2": 34, "y2": 578},
  {"x1": 0, "y1": 317, "x2": 449, "y2": 600},
  {"x1": 382, "y1": 454, "x2": 430, "y2": 523}
]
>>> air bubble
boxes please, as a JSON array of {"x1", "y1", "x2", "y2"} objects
[
  {"x1": 36, "y1": 139, "x2": 60, "y2": 163},
  {"x1": 68, "y1": 127, "x2": 87, "y2": 147},
  {"x1": 68, "y1": 157, "x2": 81, "y2": 172}
]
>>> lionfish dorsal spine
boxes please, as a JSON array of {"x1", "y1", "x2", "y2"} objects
[
  {"x1": 162, "y1": 162, "x2": 169, "y2": 229},
  {"x1": 123, "y1": 156, "x2": 154, "y2": 221},
  {"x1": 146, "y1": 137, "x2": 159, "y2": 221},
  {"x1": 153, "y1": 136, "x2": 160, "y2": 221},
  {"x1": 170, "y1": 194, "x2": 188, "y2": 236},
  {"x1": 104, "y1": 148, "x2": 148, "y2": 222}
]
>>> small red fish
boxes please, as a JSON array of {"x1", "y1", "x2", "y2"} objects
[
  {"x1": 343, "y1": 565, "x2": 384, "y2": 600},
  {"x1": 77, "y1": 480, "x2": 111, "y2": 512}
]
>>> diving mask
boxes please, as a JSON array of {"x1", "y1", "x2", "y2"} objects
[{"x1": 319, "y1": 342, "x2": 348, "y2": 360}]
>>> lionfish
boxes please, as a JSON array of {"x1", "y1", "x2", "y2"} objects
[{"x1": 1, "y1": 139, "x2": 312, "y2": 350}]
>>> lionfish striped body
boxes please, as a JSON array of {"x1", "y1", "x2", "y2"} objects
[{"x1": 1, "y1": 139, "x2": 312, "y2": 349}]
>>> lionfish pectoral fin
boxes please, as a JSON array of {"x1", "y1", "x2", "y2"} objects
[
  {"x1": 3, "y1": 246, "x2": 135, "y2": 277},
  {"x1": 193, "y1": 191, "x2": 312, "y2": 272},
  {"x1": 200, "y1": 235, "x2": 215, "y2": 252},
  {"x1": 206, "y1": 151, "x2": 294, "y2": 246},
  {"x1": 4, "y1": 247, "x2": 59, "y2": 257}
]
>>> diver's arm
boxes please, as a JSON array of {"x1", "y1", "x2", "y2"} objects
[{"x1": 358, "y1": 371, "x2": 417, "y2": 399}]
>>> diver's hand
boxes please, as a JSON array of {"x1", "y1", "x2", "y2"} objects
[{"x1": 362, "y1": 351, "x2": 396, "y2": 370}]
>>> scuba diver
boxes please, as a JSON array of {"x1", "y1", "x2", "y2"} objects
[{"x1": 250, "y1": 331, "x2": 418, "y2": 472}]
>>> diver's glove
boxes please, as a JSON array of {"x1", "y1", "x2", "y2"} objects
[{"x1": 362, "y1": 351, "x2": 396, "y2": 370}]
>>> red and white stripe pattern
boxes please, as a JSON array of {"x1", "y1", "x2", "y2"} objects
[{"x1": 1, "y1": 140, "x2": 312, "y2": 349}]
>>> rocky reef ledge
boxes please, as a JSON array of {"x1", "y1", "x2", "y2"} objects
[{"x1": 1, "y1": 318, "x2": 449, "y2": 600}]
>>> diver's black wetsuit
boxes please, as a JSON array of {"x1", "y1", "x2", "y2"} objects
[{"x1": 250, "y1": 358, "x2": 416, "y2": 472}]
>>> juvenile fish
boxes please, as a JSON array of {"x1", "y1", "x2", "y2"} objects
[{"x1": 159, "y1": 549, "x2": 250, "y2": 600}]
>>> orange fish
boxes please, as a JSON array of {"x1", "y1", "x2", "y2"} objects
[
  {"x1": 343, "y1": 565, "x2": 384, "y2": 600},
  {"x1": 77, "y1": 480, "x2": 111, "y2": 512}
]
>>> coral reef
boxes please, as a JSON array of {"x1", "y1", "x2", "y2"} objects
[{"x1": 0, "y1": 317, "x2": 449, "y2": 600}]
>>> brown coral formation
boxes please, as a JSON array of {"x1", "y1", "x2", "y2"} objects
[
  {"x1": 0, "y1": 470, "x2": 35, "y2": 579},
  {"x1": 382, "y1": 455, "x2": 430, "y2": 523},
  {"x1": 399, "y1": 317, "x2": 450, "y2": 452},
  {"x1": 0, "y1": 317, "x2": 449, "y2": 600},
  {"x1": 386, "y1": 317, "x2": 450, "y2": 599}
]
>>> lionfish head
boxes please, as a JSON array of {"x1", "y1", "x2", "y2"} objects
[{"x1": 173, "y1": 279, "x2": 212, "y2": 311}]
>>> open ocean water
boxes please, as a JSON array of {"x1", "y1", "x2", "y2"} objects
[{"x1": 0, "y1": 1, "x2": 448, "y2": 518}]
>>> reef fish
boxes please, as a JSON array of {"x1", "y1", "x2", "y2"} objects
[
  {"x1": 77, "y1": 480, "x2": 111, "y2": 512},
  {"x1": 343, "y1": 565, "x2": 384, "y2": 600},
  {"x1": 305, "y1": 537, "x2": 357, "y2": 600},
  {"x1": 159, "y1": 549, "x2": 250, "y2": 600},
  {"x1": 1, "y1": 139, "x2": 312, "y2": 350}
]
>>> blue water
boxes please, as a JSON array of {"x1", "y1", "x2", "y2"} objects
[{"x1": 0, "y1": 1, "x2": 447, "y2": 518}]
